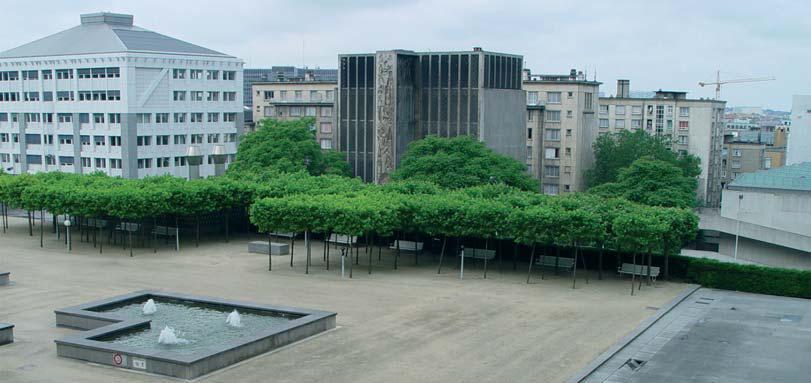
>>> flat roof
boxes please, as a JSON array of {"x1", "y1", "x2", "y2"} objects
[{"x1": 729, "y1": 162, "x2": 811, "y2": 192}]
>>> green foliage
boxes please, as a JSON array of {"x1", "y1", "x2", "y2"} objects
[
  {"x1": 227, "y1": 118, "x2": 351, "y2": 178},
  {"x1": 589, "y1": 157, "x2": 697, "y2": 208},
  {"x1": 391, "y1": 135, "x2": 538, "y2": 191},
  {"x1": 586, "y1": 129, "x2": 701, "y2": 188},
  {"x1": 685, "y1": 258, "x2": 811, "y2": 299}
]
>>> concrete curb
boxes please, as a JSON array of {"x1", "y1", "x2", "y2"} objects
[{"x1": 565, "y1": 283, "x2": 701, "y2": 383}]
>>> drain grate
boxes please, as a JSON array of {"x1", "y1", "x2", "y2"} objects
[
  {"x1": 625, "y1": 358, "x2": 647, "y2": 371},
  {"x1": 695, "y1": 301, "x2": 710, "y2": 305}
]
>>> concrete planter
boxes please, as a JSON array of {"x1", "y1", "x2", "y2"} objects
[
  {"x1": 0, "y1": 323, "x2": 13, "y2": 345},
  {"x1": 0, "y1": 272, "x2": 9, "y2": 286},
  {"x1": 248, "y1": 241, "x2": 290, "y2": 255}
]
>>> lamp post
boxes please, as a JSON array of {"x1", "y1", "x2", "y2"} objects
[
  {"x1": 64, "y1": 219, "x2": 72, "y2": 252},
  {"x1": 733, "y1": 193, "x2": 743, "y2": 260}
]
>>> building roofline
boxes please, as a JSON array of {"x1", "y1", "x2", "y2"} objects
[
  {"x1": 339, "y1": 50, "x2": 523, "y2": 59},
  {"x1": 524, "y1": 80, "x2": 602, "y2": 86},
  {"x1": 252, "y1": 81, "x2": 337, "y2": 85},
  {"x1": 599, "y1": 96, "x2": 726, "y2": 103}
]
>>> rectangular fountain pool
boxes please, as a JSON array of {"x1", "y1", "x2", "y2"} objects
[{"x1": 54, "y1": 291, "x2": 336, "y2": 379}]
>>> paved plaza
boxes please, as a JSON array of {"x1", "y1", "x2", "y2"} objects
[{"x1": 0, "y1": 217, "x2": 686, "y2": 383}]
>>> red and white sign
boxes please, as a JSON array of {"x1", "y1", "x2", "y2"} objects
[{"x1": 112, "y1": 353, "x2": 123, "y2": 365}]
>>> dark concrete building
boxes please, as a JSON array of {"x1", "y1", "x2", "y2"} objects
[{"x1": 337, "y1": 48, "x2": 526, "y2": 182}]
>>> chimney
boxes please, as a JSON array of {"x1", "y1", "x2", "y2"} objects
[
  {"x1": 570, "y1": 69, "x2": 577, "y2": 79},
  {"x1": 617, "y1": 79, "x2": 630, "y2": 98},
  {"x1": 522, "y1": 68, "x2": 531, "y2": 81}
]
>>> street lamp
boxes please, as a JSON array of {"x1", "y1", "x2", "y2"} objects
[
  {"x1": 733, "y1": 193, "x2": 743, "y2": 260},
  {"x1": 64, "y1": 219, "x2": 72, "y2": 252}
]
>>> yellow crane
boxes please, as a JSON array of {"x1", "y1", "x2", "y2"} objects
[{"x1": 699, "y1": 71, "x2": 775, "y2": 100}]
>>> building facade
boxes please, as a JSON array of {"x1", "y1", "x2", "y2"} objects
[
  {"x1": 523, "y1": 69, "x2": 599, "y2": 195},
  {"x1": 251, "y1": 80, "x2": 337, "y2": 149},
  {"x1": 720, "y1": 128, "x2": 787, "y2": 188},
  {"x1": 787, "y1": 95, "x2": 811, "y2": 165},
  {"x1": 338, "y1": 48, "x2": 526, "y2": 182},
  {"x1": 0, "y1": 13, "x2": 243, "y2": 178},
  {"x1": 243, "y1": 67, "x2": 337, "y2": 128},
  {"x1": 599, "y1": 82, "x2": 726, "y2": 206}
]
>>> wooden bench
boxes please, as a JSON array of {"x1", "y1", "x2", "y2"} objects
[
  {"x1": 115, "y1": 222, "x2": 140, "y2": 233},
  {"x1": 248, "y1": 241, "x2": 290, "y2": 255},
  {"x1": 459, "y1": 248, "x2": 496, "y2": 260},
  {"x1": 617, "y1": 263, "x2": 660, "y2": 280},
  {"x1": 535, "y1": 256, "x2": 575, "y2": 271},
  {"x1": 152, "y1": 225, "x2": 178, "y2": 238},
  {"x1": 390, "y1": 240, "x2": 424, "y2": 252},
  {"x1": 327, "y1": 234, "x2": 357, "y2": 246}
]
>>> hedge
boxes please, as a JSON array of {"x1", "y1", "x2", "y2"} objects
[{"x1": 685, "y1": 258, "x2": 811, "y2": 299}]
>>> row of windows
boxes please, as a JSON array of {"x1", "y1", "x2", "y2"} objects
[
  {"x1": 598, "y1": 118, "x2": 690, "y2": 130},
  {"x1": 1, "y1": 133, "x2": 236, "y2": 146},
  {"x1": 138, "y1": 154, "x2": 235, "y2": 169},
  {"x1": 0, "y1": 112, "x2": 239, "y2": 124},
  {"x1": 260, "y1": 89, "x2": 335, "y2": 102},
  {"x1": 263, "y1": 106, "x2": 333, "y2": 118},
  {"x1": 137, "y1": 133, "x2": 237, "y2": 146},
  {"x1": 173, "y1": 91, "x2": 237, "y2": 102},
  {"x1": 0, "y1": 67, "x2": 120, "y2": 81},
  {"x1": 0, "y1": 90, "x2": 120, "y2": 102},
  {"x1": 600, "y1": 104, "x2": 690, "y2": 117},
  {"x1": 527, "y1": 91, "x2": 574, "y2": 105},
  {"x1": 0, "y1": 154, "x2": 122, "y2": 168},
  {"x1": 136, "y1": 112, "x2": 238, "y2": 124},
  {"x1": 172, "y1": 69, "x2": 236, "y2": 81}
]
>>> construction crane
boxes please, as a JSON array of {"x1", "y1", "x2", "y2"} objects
[{"x1": 699, "y1": 70, "x2": 775, "y2": 100}]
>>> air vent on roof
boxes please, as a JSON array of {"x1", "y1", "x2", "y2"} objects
[{"x1": 80, "y1": 12, "x2": 134, "y2": 26}]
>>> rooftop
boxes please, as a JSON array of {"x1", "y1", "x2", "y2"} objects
[
  {"x1": 729, "y1": 162, "x2": 811, "y2": 192},
  {"x1": 0, "y1": 12, "x2": 232, "y2": 59}
]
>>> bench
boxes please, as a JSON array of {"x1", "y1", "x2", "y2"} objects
[
  {"x1": 617, "y1": 263, "x2": 660, "y2": 280},
  {"x1": 535, "y1": 256, "x2": 575, "y2": 271},
  {"x1": 271, "y1": 231, "x2": 296, "y2": 239},
  {"x1": 152, "y1": 225, "x2": 178, "y2": 238},
  {"x1": 327, "y1": 234, "x2": 357, "y2": 246},
  {"x1": 459, "y1": 248, "x2": 496, "y2": 260},
  {"x1": 248, "y1": 241, "x2": 290, "y2": 255},
  {"x1": 0, "y1": 271, "x2": 9, "y2": 286},
  {"x1": 115, "y1": 222, "x2": 140, "y2": 233},
  {"x1": 390, "y1": 240, "x2": 424, "y2": 252},
  {"x1": 85, "y1": 218, "x2": 109, "y2": 229}
]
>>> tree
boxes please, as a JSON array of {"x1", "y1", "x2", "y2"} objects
[
  {"x1": 589, "y1": 157, "x2": 697, "y2": 208},
  {"x1": 390, "y1": 135, "x2": 538, "y2": 191},
  {"x1": 227, "y1": 118, "x2": 351, "y2": 178},
  {"x1": 586, "y1": 129, "x2": 700, "y2": 188}
]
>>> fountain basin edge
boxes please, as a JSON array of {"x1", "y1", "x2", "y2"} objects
[{"x1": 54, "y1": 290, "x2": 336, "y2": 379}]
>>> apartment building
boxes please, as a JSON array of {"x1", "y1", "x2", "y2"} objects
[
  {"x1": 523, "y1": 69, "x2": 600, "y2": 195},
  {"x1": 338, "y1": 48, "x2": 526, "y2": 183},
  {"x1": 720, "y1": 127, "x2": 788, "y2": 188},
  {"x1": 599, "y1": 81, "x2": 726, "y2": 206},
  {"x1": 243, "y1": 67, "x2": 337, "y2": 128},
  {"x1": 0, "y1": 13, "x2": 243, "y2": 178},
  {"x1": 251, "y1": 79, "x2": 337, "y2": 149}
]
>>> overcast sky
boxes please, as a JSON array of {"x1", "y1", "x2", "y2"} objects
[{"x1": 2, "y1": 0, "x2": 807, "y2": 110}]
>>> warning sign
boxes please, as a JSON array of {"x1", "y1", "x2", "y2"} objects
[{"x1": 112, "y1": 353, "x2": 125, "y2": 366}]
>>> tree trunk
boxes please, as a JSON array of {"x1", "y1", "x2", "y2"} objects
[
  {"x1": 572, "y1": 244, "x2": 578, "y2": 289},
  {"x1": 28, "y1": 210, "x2": 33, "y2": 236},
  {"x1": 40, "y1": 210, "x2": 44, "y2": 247},
  {"x1": 526, "y1": 243, "x2": 537, "y2": 284},
  {"x1": 290, "y1": 235, "x2": 295, "y2": 268},
  {"x1": 483, "y1": 238, "x2": 489, "y2": 279},
  {"x1": 647, "y1": 248, "x2": 653, "y2": 286},
  {"x1": 631, "y1": 252, "x2": 636, "y2": 296},
  {"x1": 598, "y1": 243, "x2": 604, "y2": 280},
  {"x1": 305, "y1": 230, "x2": 311, "y2": 275}
]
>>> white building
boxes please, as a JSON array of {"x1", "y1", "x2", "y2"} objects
[
  {"x1": 599, "y1": 82, "x2": 726, "y2": 207},
  {"x1": 787, "y1": 95, "x2": 811, "y2": 165},
  {"x1": 0, "y1": 12, "x2": 243, "y2": 178}
]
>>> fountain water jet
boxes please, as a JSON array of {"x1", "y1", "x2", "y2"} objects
[
  {"x1": 142, "y1": 299, "x2": 157, "y2": 315},
  {"x1": 226, "y1": 309, "x2": 242, "y2": 327},
  {"x1": 158, "y1": 326, "x2": 188, "y2": 345}
]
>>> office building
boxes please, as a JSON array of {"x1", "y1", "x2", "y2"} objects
[
  {"x1": 0, "y1": 12, "x2": 244, "y2": 178},
  {"x1": 787, "y1": 95, "x2": 811, "y2": 165},
  {"x1": 251, "y1": 78, "x2": 337, "y2": 148},
  {"x1": 338, "y1": 48, "x2": 525, "y2": 182},
  {"x1": 523, "y1": 69, "x2": 600, "y2": 194},
  {"x1": 599, "y1": 82, "x2": 726, "y2": 206}
]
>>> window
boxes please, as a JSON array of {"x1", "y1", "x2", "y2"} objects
[
  {"x1": 137, "y1": 158, "x2": 152, "y2": 169},
  {"x1": 110, "y1": 159, "x2": 122, "y2": 169},
  {"x1": 207, "y1": 134, "x2": 220, "y2": 143},
  {"x1": 566, "y1": 110, "x2": 573, "y2": 118},
  {"x1": 207, "y1": 113, "x2": 219, "y2": 123},
  {"x1": 44, "y1": 155, "x2": 55, "y2": 165},
  {"x1": 295, "y1": 90, "x2": 303, "y2": 100},
  {"x1": 137, "y1": 136, "x2": 152, "y2": 146},
  {"x1": 565, "y1": 147, "x2": 572, "y2": 156},
  {"x1": 156, "y1": 135, "x2": 169, "y2": 146},
  {"x1": 567, "y1": 91, "x2": 573, "y2": 99},
  {"x1": 764, "y1": 157, "x2": 772, "y2": 169},
  {"x1": 320, "y1": 122, "x2": 333, "y2": 134},
  {"x1": 631, "y1": 119, "x2": 642, "y2": 129},
  {"x1": 207, "y1": 91, "x2": 219, "y2": 101},
  {"x1": 56, "y1": 91, "x2": 74, "y2": 101},
  {"x1": 94, "y1": 136, "x2": 105, "y2": 146},
  {"x1": 90, "y1": 68, "x2": 107, "y2": 78},
  {"x1": 41, "y1": 92, "x2": 53, "y2": 102},
  {"x1": 224, "y1": 133, "x2": 237, "y2": 143},
  {"x1": 59, "y1": 156, "x2": 74, "y2": 166},
  {"x1": 547, "y1": 92, "x2": 561, "y2": 104},
  {"x1": 137, "y1": 113, "x2": 151, "y2": 124},
  {"x1": 173, "y1": 69, "x2": 186, "y2": 79},
  {"x1": 106, "y1": 67, "x2": 120, "y2": 78},
  {"x1": 566, "y1": 129, "x2": 572, "y2": 137},
  {"x1": 223, "y1": 91, "x2": 236, "y2": 101},
  {"x1": 93, "y1": 113, "x2": 105, "y2": 124},
  {"x1": 190, "y1": 69, "x2": 203, "y2": 79},
  {"x1": 174, "y1": 113, "x2": 186, "y2": 123},
  {"x1": 78, "y1": 91, "x2": 92, "y2": 101},
  {"x1": 191, "y1": 113, "x2": 204, "y2": 123},
  {"x1": 632, "y1": 105, "x2": 642, "y2": 115},
  {"x1": 155, "y1": 113, "x2": 169, "y2": 124},
  {"x1": 206, "y1": 70, "x2": 219, "y2": 80},
  {"x1": 320, "y1": 139, "x2": 332, "y2": 149},
  {"x1": 95, "y1": 158, "x2": 106, "y2": 168},
  {"x1": 543, "y1": 184, "x2": 559, "y2": 195},
  {"x1": 599, "y1": 105, "x2": 609, "y2": 114},
  {"x1": 109, "y1": 136, "x2": 121, "y2": 147},
  {"x1": 56, "y1": 69, "x2": 73, "y2": 79},
  {"x1": 0, "y1": 153, "x2": 9, "y2": 162},
  {"x1": 263, "y1": 91, "x2": 274, "y2": 100},
  {"x1": 290, "y1": 107, "x2": 302, "y2": 117},
  {"x1": 679, "y1": 107, "x2": 690, "y2": 117},
  {"x1": 667, "y1": 120, "x2": 673, "y2": 131},
  {"x1": 615, "y1": 119, "x2": 625, "y2": 129},
  {"x1": 599, "y1": 118, "x2": 609, "y2": 128},
  {"x1": 305, "y1": 107, "x2": 317, "y2": 117},
  {"x1": 615, "y1": 105, "x2": 625, "y2": 115},
  {"x1": 545, "y1": 166, "x2": 560, "y2": 177},
  {"x1": 326, "y1": 90, "x2": 334, "y2": 101},
  {"x1": 173, "y1": 91, "x2": 186, "y2": 101},
  {"x1": 666, "y1": 106, "x2": 673, "y2": 117},
  {"x1": 264, "y1": 106, "x2": 274, "y2": 117},
  {"x1": 527, "y1": 128, "x2": 532, "y2": 139},
  {"x1": 310, "y1": 90, "x2": 321, "y2": 101},
  {"x1": 191, "y1": 91, "x2": 204, "y2": 101},
  {"x1": 57, "y1": 114, "x2": 72, "y2": 123},
  {"x1": 279, "y1": 90, "x2": 287, "y2": 100},
  {"x1": 223, "y1": 71, "x2": 236, "y2": 80},
  {"x1": 42, "y1": 70, "x2": 52, "y2": 79},
  {"x1": 679, "y1": 121, "x2": 689, "y2": 130},
  {"x1": 544, "y1": 147, "x2": 559, "y2": 159},
  {"x1": 22, "y1": 70, "x2": 38, "y2": 80},
  {"x1": 546, "y1": 110, "x2": 560, "y2": 122},
  {"x1": 81, "y1": 157, "x2": 91, "y2": 168},
  {"x1": 545, "y1": 129, "x2": 561, "y2": 141},
  {"x1": 174, "y1": 135, "x2": 186, "y2": 145},
  {"x1": 0, "y1": 133, "x2": 8, "y2": 142},
  {"x1": 109, "y1": 113, "x2": 121, "y2": 124},
  {"x1": 191, "y1": 134, "x2": 204, "y2": 144},
  {"x1": 584, "y1": 93, "x2": 593, "y2": 110},
  {"x1": 321, "y1": 107, "x2": 332, "y2": 117},
  {"x1": 527, "y1": 91, "x2": 539, "y2": 105},
  {"x1": 44, "y1": 135, "x2": 54, "y2": 145},
  {"x1": 224, "y1": 112, "x2": 237, "y2": 122},
  {"x1": 174, "y1": 157, "x2": 187, "y2": 167},
  {"x1": 732, "y1": 149, "x2": 742, "y2": 157},
  {"x1": 25, "y1": 92, "x2": 40, "y2": 101},
  {"x1": 156, "y1": 157, "x2": 170, "y2": 168},
  {"x1": 526, "y1": 146, "x2": 532, "y2": 160},
  {"x1": 77, "y1": 68, "x2": 91, "y2": 79}
]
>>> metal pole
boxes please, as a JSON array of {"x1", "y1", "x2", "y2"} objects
[
  {"x1": 459, "y1": 245, "x2": 465, "y2": 280},
  {"x1": 67, "y1": 224, "x2": 71, "y2": 252},
  {"x1": 734, "y1": 194, "x2": 743, "y2": 260}
]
